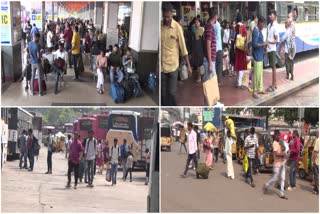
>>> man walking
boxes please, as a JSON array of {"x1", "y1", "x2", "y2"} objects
[
  {"x1": 244, "y1": 127, "x2": 259, "y2": 187},
  {"x1": 213, "y1": 13, "x2": 223, "y2": 85},
  {"x1": 110, "y1": 138, "x2": 120, "y2": 186},
  {"x1": 225, "y1": 130, "x2": 235, "y2": 179},
  {"x1": 84, "y1": 130, "x2": 97, "y2": 188},
  {"x1": 252, "y1": 17, "x2": 268, "y2": 99},
  {"x1": 288, "y1": 130, "x2": 300, "y2": 190},
  {"x1": 27, "y1": 129, "x2": 37, "y2": 172},
  {"x1": 266, "y1": 10, "x2": 279, "y2": 92},
  {"x1": 161, "y1": 2, "x2": 192, "y2": 106},
  {"x1": 29, "y1": 32, "x2": 43, "y2": 96},
  {"x1": 45, "y1": 129, "x2": 53, "y2": 174},
  {"x1": 19, "y1": 130, "x2": 28, "y2": 169},
  {"x1": 203, "y1": 10, "x2": 217, "y2": 105},
  {"x1": 66, "y1": 133, "x2": 83, "y2": 189},
  {"x1": 120, "y1": 139, "x2": 130, "y2": 180},
  {"x1": 182, "y1": 122, "x2": 199, "y2": 178},
  {"x1": 263, "y1": 130, "x2": 288, "y2": 199},
  {"x1": 71, "y1": 25, "x2": 81, "y2": 80},
  {"x1": 63, "y1": 23, "x2": 73, "y2": 68}
]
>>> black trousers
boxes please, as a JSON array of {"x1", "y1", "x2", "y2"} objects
[
  {"x1": 246, "y1": 158, "x2": 254, "y2": 183},
  {"x1": 161, "y1": 70, "x2": 178, "y2": 106},
  {"x1": 146, "y1": 163, "x2": 150, "y2": 178},
  {"x1": 125, "y1": 167, "x2": 132, "y2": 181},
  {"x1": 216, "y1": 50, "x2": 223, "y2": 83},
  {"x1": 180, "y1": 142, "x2": 187, "y2": 153},
  {"x1": 184, "y1": 153, "x2": 198, "y2": 176},
  {"x1": 68, "y1": 161, "x2": 79, "y2": 186},
  {"x1": 47, "y1": 151, "x2": 52, "y2": 172}
]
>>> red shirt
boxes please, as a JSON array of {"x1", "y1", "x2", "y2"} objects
[
  {"x1": 204, "y1": 23, "x2": 216, "y2": 62},
  {"x1": 289, "y1": 137, "x2": 300, "y2": 162},
  {"x1": 63, "y1": 28, "x2": 73, "y2": 43},
  {"x1": 69, "y1": 139, "x2": 83, "y2": 164}
]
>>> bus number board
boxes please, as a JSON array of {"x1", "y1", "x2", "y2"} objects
[{"x1": 111, "y1": 116, "x2": 131, "y2": 130}]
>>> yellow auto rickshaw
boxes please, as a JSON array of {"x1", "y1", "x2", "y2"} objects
[
  {"x1": 298, "y1": 133, "x2": 317, "y2": 179},
  {"x1": 257, "y1": 130, "x2": 274, "y2": 172},
  {"x1": 161, "y1": 123, "x2": 172, "y2": 151}
]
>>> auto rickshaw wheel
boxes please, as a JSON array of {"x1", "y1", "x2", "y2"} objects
[{"x1": 299, "y1": 168, "x2": 306, "y2": 179}]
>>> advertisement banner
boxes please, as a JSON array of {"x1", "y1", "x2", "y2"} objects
[{"x1": 1, "y1": 1, "x2": 11, "y2": 45}]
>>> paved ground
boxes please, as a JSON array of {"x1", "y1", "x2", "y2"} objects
[
  {"x1": 161, "y1": 141, "x2": 319, "y2": 212},
  {"x1": 1, "y1": 58, "x2": 158, "y2": 106},
  {"x1": 176, "y1": 50, "x2": 319, "y2": 106},
  {"x1": 1, "y1": 148, "x2": 148, "y2": 212},
  {"x1": 270, "y1": 83, "x2": 319, "y2": 106}
]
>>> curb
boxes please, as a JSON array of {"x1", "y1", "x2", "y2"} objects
[{"x1": 236, "y1": 76, "x2": 319, "y2": 106}]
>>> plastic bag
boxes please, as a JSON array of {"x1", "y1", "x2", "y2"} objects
[{"x1": 243, "y1": 154, "x2": 249, "y2": 173}]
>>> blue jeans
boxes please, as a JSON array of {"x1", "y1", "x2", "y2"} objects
[
  {"x1": 109, "y1": 67, "x2": 124, "y2": 83},
  {"x1": 19, "y1": 150, "x2": 28, "y2": 168},
  {"x1": 122, "y1": 158, "x2": 127, "y2": 178},
  {"x1": 265, "y1": 165, "x2": 285, "y2": 195},
  {"x1": 203, "y1": 57, "x2": 216, "y2": 105},
  {"x1": 289, "y1": 160, "x2": 297, "y2": 187},
  {"x1": 87, "y1": 159, "x2": 95, "y2": 185},
  {"x1": 110, "y1": 163, "x2": 118, "y2": 185}
]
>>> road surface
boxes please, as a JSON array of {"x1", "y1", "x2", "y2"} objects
[
  {"x1": 161, "y1": 141, "x2": 319, "y2": 212},
  {"x1": 1, "y1": 147, "x2": 148, "y2": 212}
]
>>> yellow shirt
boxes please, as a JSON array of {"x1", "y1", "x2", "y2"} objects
[
  {"x1": 161, "y1": 19, "x2": 188, "y2": 73},
  {"x1": 71, "y1": 32, "x2": 81, "y2": 55}
]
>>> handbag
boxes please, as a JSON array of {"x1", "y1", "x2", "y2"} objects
[
  {"x1": 198, "y1": 65, "x2": 205, "y2": 75},
  {"x1": 235, "y1": 35, "x2": 246, "y2": 51},
  {"x1": 127, "y1": 60, "x2": 136, "y2": 73},
  {"x1": 203, "y1": 75, "x2": 220, "y2": 106},
  {"x1": 180, "y1": 64, "x2": 188, "y2": 80}
]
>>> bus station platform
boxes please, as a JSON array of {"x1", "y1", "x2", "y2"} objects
[{"x1": 176, "y1": 50, "x2": 319, "y2": 107}]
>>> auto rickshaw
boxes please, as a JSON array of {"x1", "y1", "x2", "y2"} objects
[
  {"x1": 257, "y1": 130, "x2": 274, "y2": 172},
  {"x1": 298, "y1": 132, "x2": 317, "y2": 179},
  {"x1": 161, "y1": 123, "x2": 172, "y2": 151}
]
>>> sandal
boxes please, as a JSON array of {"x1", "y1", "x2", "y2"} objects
[
  {"x1": 266, "y1": 87, "x2": 275, "y2": 92},
  {"x1": 252, "y1": 94, "x2": 259, "y2": 99}
]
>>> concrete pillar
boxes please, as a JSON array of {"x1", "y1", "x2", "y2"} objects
[
  {"x1": 52, "y1": 2, "x2": 54, "y2": 21},
  {"x1": 104, "y1": 2, "x2": 119, "y2": 46},
  {"x1": 103, "y1": 2, "x2": 108, "y2": 34},
  {"x1": 93, "y1": 1, "x2": 97, "y2": 25},
  {"x1": 129, "y1": 1, "x2": 159, "y2": 101}
]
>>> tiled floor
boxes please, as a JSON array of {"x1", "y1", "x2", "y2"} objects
[
  {"x1": 1, "y1": 66, "x2": 158, "y2": 106},
  {"x1": 176, "y1": 56, "x2": 319, "y2": 106}
]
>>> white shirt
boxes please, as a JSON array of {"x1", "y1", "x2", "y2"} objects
[
  {"x1": 53, "y1": 50, "x2": 68, "y2": 64},
  {"x1": 267, "y1": 21, "x2": 279, "y2": 52},
  {"x1": 85, "y1": 138, "x2": 96, "y2": 160},
  {"x1": 47, "y1": 31, "x2": 53, "y2": 48},
  {"x1": 110, "y1": 145, "x2": 120, "y2": 164},
  {"x1": 44, "y1": 53, "x2": 54, "y2": 65},
  {"x1": 223, "y1": 29, "x2": 230, "y2": 44},
  {"x1": 188, "y1": 129, "x2": 197, "y2": 154}
]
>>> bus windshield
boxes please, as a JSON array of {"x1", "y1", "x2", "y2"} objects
[
  {"x1": 79, "y1": 119, "x2": 93, "y2": 131},
  {"x1": 109, "y1": 114, "x2": 134, "y2": 130},
  {"x1": 65, "y1": 126, "x2": 73, "y2": 133},
  {"x1": 98, "y1": 116, "x2": 108, "y2": 129}
]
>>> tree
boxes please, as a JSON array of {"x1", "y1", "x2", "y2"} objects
[
  {"x1": 250, "y1": 108, "x2": 271, "y2": 129},
  {"x1": 274, "y1": 108, "x2": 298, "y2": 126},
  {"x1": 304, "y1": 108, "x2": 319, "y2": 127}
]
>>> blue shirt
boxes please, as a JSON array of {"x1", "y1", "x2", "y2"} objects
[
  {"x1": 252, "y1": 28, "x2": 264, "y2": 61},
  {"x1": 30, "y1": 26, "x2": 37, "y2": 38},
  {"x1": 213, "y1": 21, "x2": 222, "y2": 52},
  {"x1": 29, "y1": 41, "x2": 40, "y2": 64},
  {"x1": 280, "y1": 30, "x2": 291, "y2": 54}
]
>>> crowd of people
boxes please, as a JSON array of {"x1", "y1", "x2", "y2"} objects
[
  {"x1": 161, "y1": 3, "x2": 297, "y2": 105},
  {"x1": 18, "y1": 129, "x2": 151, "y2": 190},
  {"x1": 178, "y1": 122, "x2": 319, "y2": 198},
  {"x1": 20, "y1": 17, "x2": 133, "y2": 96}
]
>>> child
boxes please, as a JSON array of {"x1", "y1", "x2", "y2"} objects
[
  {"x1": 145, "y1": 148, "x2": 151, "y2": 185},
  {"x1": 96, "y1": 140, "x2": 104, "y2": 174},
  {"x1": 222, "y1": 44, "x2": 231, "y2": 77},
  {"x1": 124, "y1": 151, "x2": 133, "y2": 182}
]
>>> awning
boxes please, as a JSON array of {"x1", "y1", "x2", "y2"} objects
[{"x1": 61, "y1": 1, "x2": 89, "y2": 13}]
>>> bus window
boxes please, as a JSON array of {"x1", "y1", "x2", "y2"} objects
[
  {"x1": 109, "y1": 115, "x2": 133, "y2": 130},
  {"x1": 98, "y1": 116, "x2": 108, "y2": 129},
  {"x1": 79, "y1": 120, "x2": 92, "y2": 131}
]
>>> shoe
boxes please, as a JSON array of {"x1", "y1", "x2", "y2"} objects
[
  {"x1": 74, "y1": 186, "x2": 77, "y2": 189},
  {"x1": 85, "y1": 181, "x2": 88, "y2": 183},
  {"x1": 181, "y1": 174, "x2": 187, "y2": 178},
  {"x1": 145, "y1": 182, "x2": 148, "y2": 185},
  {"x1": 45, "y1": 171, "x2": 49, "y2": 174},
  {"x1": 280, "y1": 194, "x2": 288, "y2": 199},
  {"x1": 66, "y1": 183, "x2": 71, "y2": 188},
  {"x1": 86, "y1": 184, "x2": 90, "y2": 187},
  {"x1": 28, "y1": 169, "x2": 33, "y2": 171},
  {"x1": 79, "y1": 179, "x2": 82, "y2": 183},
  {"x1": 130, "y1": 180, "x2": 132, "y2": 182},
  {"x1": 287, "y1": 186, "x2": 296, "y2": 191},
  {"x1": 72, "y1": 77, "x2": 77, "y2": 80},
  {"x1": 262, "y1": 184, "x2": 268, "y2": 194},
  {"x1": 286, "y1": 75, "x2": 289, "y2": 79},
  {"x1": 251, "y1": 183, "x2": 256, "y2": 188},
  {"x1": 90, "y1": 184, "x2": 94, "y2": 188},
  {"x1": 49, "y1": 171, "x2": 52, "y2": 174},
  {"x1": 291, "y1": 77, "x2": 294, "y2": 81}
]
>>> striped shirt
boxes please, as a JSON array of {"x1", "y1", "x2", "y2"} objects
[
  {"x1": 204, "y1": 23, "x2": 216, "y2": 62},
  {"x1": 244, "y1": 134, "x2": 259, "y2": 159}
]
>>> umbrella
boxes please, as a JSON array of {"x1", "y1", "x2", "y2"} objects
[
  {"x1": 172, "y1": 121, "x2": 184, "y2": 128},
  {"x1": 204, "y1": 122, "x2": 217, "y2": 132}
]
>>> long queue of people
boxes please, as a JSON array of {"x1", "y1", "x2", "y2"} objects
[
  {"x1": 18, "y1": 129, "x2": 150, "y2": 189},
  {"x1": 161, "y1": 3, "x2": 297, "y2": 105},
  {"x1": 179, "y1": 123, "x2": 319, "y2": 199},
  {"x1": 19, "y1": 17, "x2": 135, "y2": 97}
]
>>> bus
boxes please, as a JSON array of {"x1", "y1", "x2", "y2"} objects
[
  {"x1": 1, "y1": 108, "x2": 34, "y2": 159},
  {"x1": 64, "y1": 123, "x2": 73, "y2": 137},
  {"x1": 42, "y1": 126, "x2": 55, "y2": 147},
  {"x1": 91, "y1": 113, "x2": 109, "y2": 142},
  {"x1": 106, "y1": 110, "x2": 144, "y2": 169},
  {"x1": 75, "y1": 116, "x2": 96, "y2": 140}
]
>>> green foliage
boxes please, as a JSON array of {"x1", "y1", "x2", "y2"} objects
[{"x1": 304, "y1": 108, "x2": 319, "y2": 127}]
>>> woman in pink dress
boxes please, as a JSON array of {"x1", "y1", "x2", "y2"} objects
[
  {"x1": 96, "y1": 140, "x2": 104, "y2": 174},
  {"x1": 205, "y1": 131, "x2": 214, "y2": 170}
]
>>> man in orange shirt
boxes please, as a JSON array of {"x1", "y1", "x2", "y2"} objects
[{"x1": 263, "y1": 130, "x2": 288, "y2": 199}]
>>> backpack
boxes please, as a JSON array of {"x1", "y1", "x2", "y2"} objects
[
  {"x1": 148, "y1": 72, "x2": 157, "y2": 93},
  {"x1": 131, "y1": 78, "x2": 143, "y2": 98},
  {"x1": 110, "y1": 82, "x2": 125, "y2": 103},
  {"x1": 85, "y1": 138, "x2": 97, "y2": 156},
  {"x1": 121, "y1": 79, "x2": 134, "y2": 101},
  {"x1": 111, "y1": 146, "x2": 120, "y2": 161},
  {"x1": 41, "y1": 58, "x2": 51, "y2": 74},
  {"x1": 54, "y1": 57, "x2": 65, "y2": 70}
]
